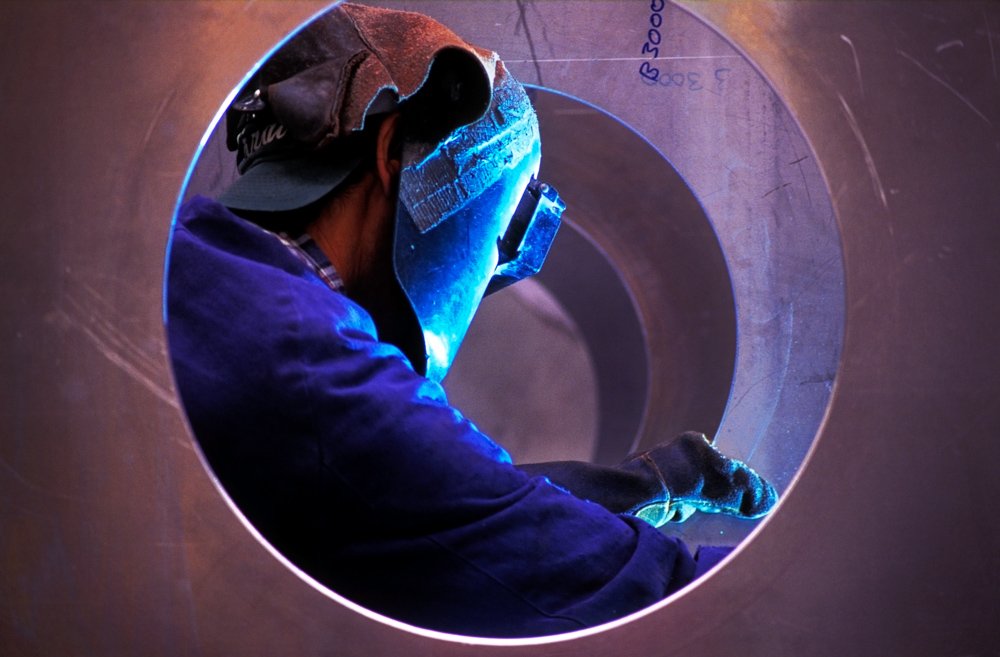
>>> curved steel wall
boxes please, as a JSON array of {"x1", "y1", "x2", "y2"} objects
[{"x1": 2, "y1": 2, "x2": 998, "y2": 655}]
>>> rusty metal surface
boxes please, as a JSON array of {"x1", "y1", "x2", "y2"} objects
[{"x1": 2, "y1": 1, "x2": 999, "y2": 655}]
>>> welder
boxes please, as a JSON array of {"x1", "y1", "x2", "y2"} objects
[{"x1": 167, "y1": 2, "x2": 776, "y2": 637}]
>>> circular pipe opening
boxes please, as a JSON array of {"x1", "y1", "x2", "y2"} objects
[
  {"x1": 166, "y1": 0, "x2": 845, "y2": 643},
  {"x1": 446, "y1": 88, "x2": 737, "y2": 474}
]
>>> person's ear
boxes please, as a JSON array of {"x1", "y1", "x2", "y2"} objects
[{"x1": 375, "y1": 112, "x2": 403, "y2": 196}]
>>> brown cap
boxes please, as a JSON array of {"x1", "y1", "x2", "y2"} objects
[{"x1": 219, "y1": 3, "x2": 498, "y2": 212}]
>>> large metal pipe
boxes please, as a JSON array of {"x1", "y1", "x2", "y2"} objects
[{"x1": 2, "y1": 2, "x2": 998, "y2": 655}]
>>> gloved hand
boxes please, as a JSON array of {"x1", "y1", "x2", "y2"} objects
[{"x1": 618, "y1": 432, "x2": 778, "y2": 527}]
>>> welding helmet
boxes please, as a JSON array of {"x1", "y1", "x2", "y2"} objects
[
  {"x1": 393, "y1": 66, "x2": 564, "y2": 381},
  {"x1": 217, "y1": 3, "x2": 563, "y2": 380}
]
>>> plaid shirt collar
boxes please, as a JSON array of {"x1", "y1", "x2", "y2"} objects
[{"x1": 275, "y1": 231, "x2": 344, "y2": 293}]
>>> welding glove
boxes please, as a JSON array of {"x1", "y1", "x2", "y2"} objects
[
  {"x1": 619, "y1": 431, "x2": 778, "y2": 526},
  {"x1": 520, "y1": 431, "x2": 777, "y2": 528}
]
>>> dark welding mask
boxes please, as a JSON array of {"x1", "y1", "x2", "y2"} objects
[{"x1": 393, "y1": 67, "x2": 565, "y2": 381}]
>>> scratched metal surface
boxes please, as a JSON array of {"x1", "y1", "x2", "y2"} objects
[{"x1": 2, "y1": 1, "x2": 999, "y2": 656}]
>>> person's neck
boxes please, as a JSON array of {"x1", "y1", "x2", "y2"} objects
[
  {"x1": 306, "y1": 174, "x2": 426, "y2": 373},
  {"x1": 307, "y1": 172, "x2": 384, "y2": 288}
]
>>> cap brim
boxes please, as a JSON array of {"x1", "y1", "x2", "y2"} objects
[{"x1": 217, "y1": 151, "x2": 363, "y2": 212}]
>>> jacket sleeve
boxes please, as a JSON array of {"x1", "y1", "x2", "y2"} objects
[
  {"x1": 518, "y1": 459, "x2": 665, "y2": 514},
  {"x1": 166, "y1": 197, "x2": 699, "y2": 637}
]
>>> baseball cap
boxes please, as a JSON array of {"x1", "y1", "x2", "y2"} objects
[{"x1": 218, "y1": 2, "x2": 498, "y2": 212}]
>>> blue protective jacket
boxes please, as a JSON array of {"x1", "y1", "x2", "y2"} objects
[{"x1": 166, "y1": 196, "x2": 710, "y2": 637}]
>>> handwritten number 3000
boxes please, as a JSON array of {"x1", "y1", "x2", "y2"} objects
[{"x1": 640, "y1": 0, "x2": 666, "y2": 80}]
